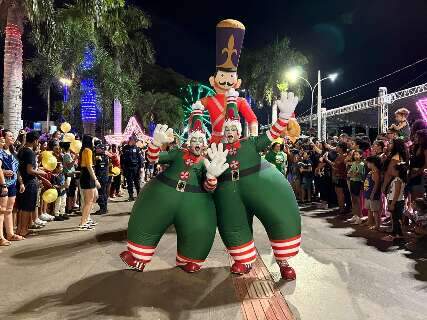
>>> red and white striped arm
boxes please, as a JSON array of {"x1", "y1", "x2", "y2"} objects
[
  {"x1": 203, "y1": 177, "x2": 218, "y2": 192},
  {"x1": 266, "y1": 117, "x2": 288, "y2": 141},
  {"x1": 270, "y1": 234, "x2": 301, "y2": 261},
  {"x1": 147, "y1": 143, "x2": 161, "y2": 163}
]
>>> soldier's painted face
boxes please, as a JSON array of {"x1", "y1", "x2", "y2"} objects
[
  {"x1": 189, "y1": 135, "x2": 205, "y2": 156},
  {"x1": 224, "y1": 123, "x2": 240, "y2": 144},
  {"x1": 210, "y1": 70, "x2": 242, "y2": 93}
]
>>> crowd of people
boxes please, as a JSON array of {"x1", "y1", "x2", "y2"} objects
[
  {"x1": 0, "y1": 128, "x2": 162, "y2": 246},
  {"x1": 1, "y1": 107, "x2": 426, "y2": 248},
  {"x1": 264, "y1": 108, "x2": 427, "y2": 243}
]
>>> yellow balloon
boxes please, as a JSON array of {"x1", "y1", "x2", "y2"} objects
[
  {"x1": 70, "y1": 140, "x2": 82, "y2": 154},
  {"x1": 63, "y1": 133, "x2": 75, "y2": 143},
  {"x1": 42, "y1": 188, "x2": 58, "y2": 204},
  {"x1": 41, "y1": 151, "x2": 52, "y2": 160},
  {"x1": 42, "y1": 154, "x2": 58, "y2": 171},
  {"x1": 111, "y1": 167, "x2": 121, "y2": 176},
  {"x1": 60, "y1": 122, "x2": 71, "y2": 133}
]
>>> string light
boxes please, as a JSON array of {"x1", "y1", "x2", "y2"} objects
[
  {"x1": 416, "y1": 98, "x2": 427, "y2": 122},
  {"x1": 105, "y1": 116, "x2": 152, "y2": 145},
  {"x1": 80, "y1": 46, "x2": 98, "y2": 123}
]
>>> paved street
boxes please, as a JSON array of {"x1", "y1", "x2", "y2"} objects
[{"x1": 1, "y1": 199, "x2": 426, "y2": 320}]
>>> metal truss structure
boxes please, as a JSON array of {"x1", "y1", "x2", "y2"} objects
[{"x1": 298, "y1": 82, "x2": 427, "y2": 124}]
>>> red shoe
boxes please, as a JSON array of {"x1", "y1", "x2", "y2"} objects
[
  {"x1": 280, "y1": 265, "x2": 296, "y2": 281},
  {"x1": 231, "y1": 262, "x2": 252, "y2": 275},
  {"x1": 180, "y1": 262, "x2": 201, "y2": 273},
  {"x1": 120, "y1": 251, "x2": 145, "y2": 272}
]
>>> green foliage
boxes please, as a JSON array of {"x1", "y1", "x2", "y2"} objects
[
  {"x1": 136, "y1": 92, "x2": 183, "y2": 130},
  {"x1": 239, "y1": 37, "x2": 308, "y2": 106},
  {"x1": 23, "y1": 1, "x2": 154, "y2": 130},
  {"x1": 142, "y1": 64, "x2": 194, "y2": 95}
]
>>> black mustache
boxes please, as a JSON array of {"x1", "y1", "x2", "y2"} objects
[{"x1": 219, "y1": 81, "x2": 234, "y2": 86}]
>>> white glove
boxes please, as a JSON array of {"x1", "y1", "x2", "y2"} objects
[
  {"x1": 191, "y1": 101, "x2": 205, "y2": 111},
  {"x1": 275, "y1": 91, "x2": 299, "y2": 120},
  {"x1": 152, "y1": 124, "x2": 174, "y2": 147},
  {"x1": 226, "y1": 88, "x2": 239, "y2": 98},
  {"x1": 204, "y1": 143, "x2": 229, "y2": 179}
]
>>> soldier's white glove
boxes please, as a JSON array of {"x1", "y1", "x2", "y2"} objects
[
  {"x1": 191, "y1": 101, "x2": 205, "y2": 111},
  {"x1": 275, "y1": 91, "x2": 299, "y2": 120},
  {"x1": 226, "y1": 88, "x2": 239, "y2": 98},
  {"x1": 204, "y1": 143, "x2": 229, "y2": 179},
  {"x1": 152, "y1": 124, "x2": 174, "y2": 147}
]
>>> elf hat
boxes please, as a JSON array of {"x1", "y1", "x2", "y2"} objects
[{"x1": 223, "y1": 89, "x2": 242, "y2": 135}]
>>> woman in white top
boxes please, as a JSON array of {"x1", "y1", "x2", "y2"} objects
[{"x1": 383, "y1": 162, "x2": 408, "y2": 241}]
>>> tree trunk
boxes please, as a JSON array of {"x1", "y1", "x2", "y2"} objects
[{"x1": 3, "y1": 4, "x2": 24, "y2": 136}]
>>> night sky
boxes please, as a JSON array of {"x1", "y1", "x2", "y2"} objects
[
  {"x1": 2, "y1": 0, "x2": 427, "y2": 123},
  {"x1": 136, "y1": 0, "x2": 427, "y2": 114}
]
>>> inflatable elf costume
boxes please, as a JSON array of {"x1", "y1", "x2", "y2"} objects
[
  {"x1": 120, "y1": 106, "x2": 229, "y2": 273},
  {"x1": 215, "y1": 88, "x2": 301, "y2": 280},
  {"x1": 200, "y1": 19, "x2": 258, "y2": 143}
]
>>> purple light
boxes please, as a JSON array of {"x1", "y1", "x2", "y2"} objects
[
  {"x1": 114, "y1": 99, "x2": 122, "y2": 134},
  {"x1": 416, "y1": 98, "x2": 427, "y2": 122}
]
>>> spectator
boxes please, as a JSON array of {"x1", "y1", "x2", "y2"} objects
[
  {"x1": 346, "y1": 149, "x2": 365, "y2": 224},
  {"x1": 299, "y1": 151, "x2": 313, "y2": 203},
  {"x1": 0, "y1": 129, "x2": 25, "y2": 241},
  {"x1": 326, "y1": 142, "x2": 348, "y2": 214},
  {"x1": 121, "y1": 136, "x2": 143, "y2": 201},
  {"x1": 16, "y1": 131, "x2": 46, "y2": 237},
  {"x1": 390, "y1": 108, "x2": 411, "y2": 141},
  {"x1": 78, "y1": 135, "x2": 100, "y2": 231},
  {"x1": 383, "y1": 162, "x2": 407, "y2": 241},
  {"x1": 265, "y1": 142, "x2": 287, "y2": 175},
  {"x1": 364, "y1": 156, "x2": 382, "y2": 230},
  {"x1": 383, "y1": 138, "x2": 408, "y2": 193}
]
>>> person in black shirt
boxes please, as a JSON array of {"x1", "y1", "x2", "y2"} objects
[
  {"x1": 121, "y1": 136, "x2": 143, "y2": 201},
  {"x1": 16, "y1": 131, "x2": 47, "y2": 237},
  {"x1": 299, "y1": 151, "x2": 313, "y2": 203},
  {"x1": 94, "y1": 141, "x2": 110, "y2": 214}
]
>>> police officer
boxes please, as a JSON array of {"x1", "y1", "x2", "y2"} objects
[
  {"x1": 121, "y1": 136, "x2": 143, "y2": 201},
  {"x1": 94, "y1": 140, "x2": 110, "y2": 214}
]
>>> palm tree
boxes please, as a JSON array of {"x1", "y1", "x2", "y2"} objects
[
  {"x1": 0, "y1": 0, "x2": 125, "y2": 134},
  {"x1": 0, "y1": 0, "x2": 54, "y2": 134}
]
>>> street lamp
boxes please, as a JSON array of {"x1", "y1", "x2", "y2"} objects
[{"x1": 285, "y1": 68, "x2": 339, "y2": 133}]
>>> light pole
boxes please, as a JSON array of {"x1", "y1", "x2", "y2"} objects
[{"x1": 285, "y1": 68, "x2": 338, "y2": 137}]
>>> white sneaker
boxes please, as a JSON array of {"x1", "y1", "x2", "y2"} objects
[
  {"x1": 77, "y1": 223, "x2": 94, "y2": 231},
  {"x1": 352, "y1": 216, "x2": 362, "y2": 225},
  {"x1": 35, "y1": 218, "x2": 47, "y2": 225},
  {"x1": 40, "y1": 213, "x2": 55, "y2": 221},
  {"x1": 346, "y1": 216, "x2": 357, "y2": 223},
  {"x1": 87, "y1": 219, "x2": 97, "y2": 226}
]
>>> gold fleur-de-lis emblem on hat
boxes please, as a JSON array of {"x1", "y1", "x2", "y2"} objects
[{"x1": 218, "y1": 35, "x2": 237, "y2": 70}]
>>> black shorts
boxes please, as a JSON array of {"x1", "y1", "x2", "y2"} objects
[
  {"x1": 17, "y1": 180, "x2": 38, "y2": 212},
  {"x1": 0, "y1": 183, "x2": 17, "y2": 198},
  {"x1": 333, "y1": 177, "x2": 347, "y2": 188},
  {"x1": 80, "y1": 168, "x2": 95, "y2": 190},
  {"x1": 350, "y1": 181, "x2": 363, "y2": 196}
]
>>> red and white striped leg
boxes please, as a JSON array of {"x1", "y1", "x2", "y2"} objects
[
  {"x1": 120, "y1": 241, "x2": 156, "y2": 272},
  {"x1": 228, "y1": 240, "x2": 257, "y2": 275},
  {"x1": 271, "y1": 235, "x2": 301, "y2": 281},
  {"x1": 176, "y1": 253, "x2": 204, "y2": 273}
]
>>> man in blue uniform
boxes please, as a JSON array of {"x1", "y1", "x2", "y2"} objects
[{"x1": 121, "y1": 136, "x2": 144, "y2": 201}]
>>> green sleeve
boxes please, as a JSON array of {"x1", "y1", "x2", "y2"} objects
[
  {"x1": 158, "y1": 149, "x2": 180, "y2": 165},
  {"x1": 252, "y1": 134, "x2": 272, "y2": 153},
  {"x1": 265, "y1": 151, "x2": 275, "y2": 164}
]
